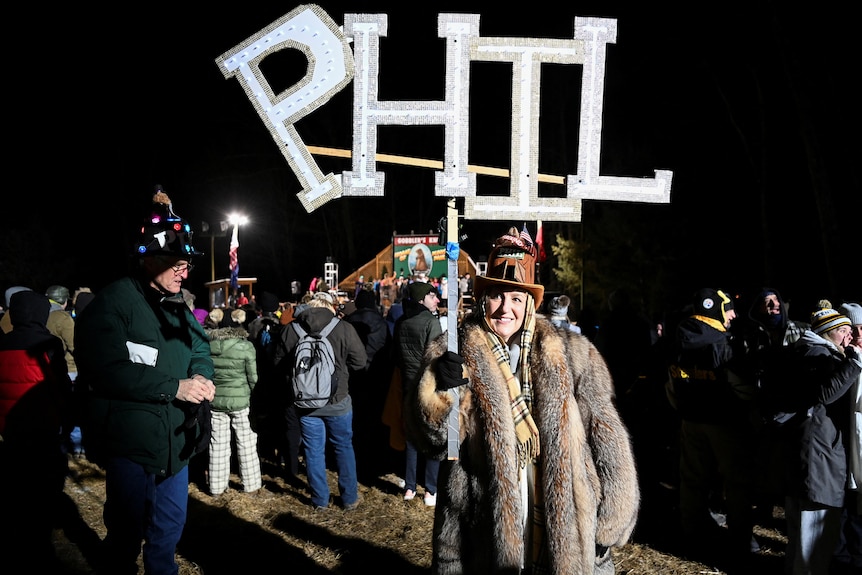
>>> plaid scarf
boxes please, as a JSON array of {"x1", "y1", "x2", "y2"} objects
[{"x1": 482, "y1": 295, "x2": 541, "y2": 468}]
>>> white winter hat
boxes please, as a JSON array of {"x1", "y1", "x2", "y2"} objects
[{"x1": 839, "y1": 302, "x2": 862, "y2": 326}]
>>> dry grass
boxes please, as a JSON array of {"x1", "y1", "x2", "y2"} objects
[{"x1": 53, "y1": 452, "x2": 788, "y2": 574}]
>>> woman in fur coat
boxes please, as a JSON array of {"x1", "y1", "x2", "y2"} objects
[{"x1": 405, "y1": 227, "x2": 640, "y2": 575}]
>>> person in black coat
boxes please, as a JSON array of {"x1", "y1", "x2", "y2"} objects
[
  {"x1": 0, "y1": 290, "x2": 70, "y2": 569},
  {"x1": 343, "y1": 286, "x2": 393, "y2": 481},
  {"x1": 784, "y1": 306, "x2": 861, "y2": 575}
]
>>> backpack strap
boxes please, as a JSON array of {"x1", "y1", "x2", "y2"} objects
[
  {"x1": 319, "y1": 316, "x2": 339, "y2": 338},
  {"x1": 292, "y1": 317, "x2": 337, "y2": 339}
]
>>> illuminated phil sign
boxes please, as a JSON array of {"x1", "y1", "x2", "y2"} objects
[{"x1": 216, "y1": 4, "x2": 672, "y2": 222}]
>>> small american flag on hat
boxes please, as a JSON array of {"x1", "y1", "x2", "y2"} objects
[{"x1": 519, "y1": 223, "x2": 534, "y2": 246}]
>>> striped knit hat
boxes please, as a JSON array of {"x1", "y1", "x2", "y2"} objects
[{"x1": 810, "y1": 306, "x2": 851, "y2": 335}]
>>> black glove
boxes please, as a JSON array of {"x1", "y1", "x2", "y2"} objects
[
  {"x1": 181, "y1": 400, "x2": 212, "y2": 458},
  {"x1": 436, "y1": 351, "x2": 468, "y2": 390}
]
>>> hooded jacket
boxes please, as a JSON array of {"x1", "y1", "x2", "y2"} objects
[
  {"x1": 740, "y1": 287, "x2": 808, "y2": 350},
  {"x1": 788, "y1": 329, "x2": 862, "y2": 507},
  {"x1": 405, "y1": 315, "x2": 639, "y2": 574},
  {"x1": 667, "y1": 315, "x2": 755, "y2": 424},
  {"x1": 344, "y1": 290, "x2": 390, "y2": 371},
  {"x1": 74, "y1": 276, "x2": 215, "y2": 475},
  {"x1": 274, "y1": 306, "x2": 367, "y2": 416},
  {"x1": 205, "y1": 325, "x2": 257, "y2": 413},
  {"x1": 0, "y1": 291, "x2": 68, "y2": 441}
]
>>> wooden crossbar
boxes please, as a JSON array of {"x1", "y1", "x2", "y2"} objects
[{"x1": 306, "y1": 145, "x2": 565, "y2": 185}]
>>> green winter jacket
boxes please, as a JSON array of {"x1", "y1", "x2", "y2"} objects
[
  {"x1": 205, "y1": 326, "x2": 257, "y2": 413},
  {"x1": 74, "y1": 276, "x2": 215, "y2": 476}
]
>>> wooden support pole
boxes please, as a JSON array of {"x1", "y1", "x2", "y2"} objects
[{"x1": 446, "y1": 198, "x2": 460, "y2": 460}]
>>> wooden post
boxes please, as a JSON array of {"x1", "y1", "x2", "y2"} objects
[{"x1": 446, "y1": 198, "x2": 460, "y2": 460}]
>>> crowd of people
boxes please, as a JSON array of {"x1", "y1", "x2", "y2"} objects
[{"x1": 1, "y1": 191, "x2": 860, "y2": 575}]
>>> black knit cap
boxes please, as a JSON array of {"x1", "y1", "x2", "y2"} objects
[
  {"x1": 408, "y1": 281, "x2": 436, "y2": 302},
  {"x1": 692, "y1": 288, "x2": 733, "y2": 324},
  {"x1": 258, "y1": 291, "x2": 280, "y2": 313}
]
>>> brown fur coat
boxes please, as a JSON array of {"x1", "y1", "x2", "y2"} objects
[{"x1": 405, "y1": 315, "x2": 640, "y2": 574}]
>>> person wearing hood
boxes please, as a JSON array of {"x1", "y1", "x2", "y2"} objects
[
  {"x1": 344, "y1": 285, "x2": 393, "y2": 481},
  {"x1": 0, "y1": 290, "x2": 70, "y2": 569},
  {"x1": 74, "y1": 187, "x2": 215, "y2": 575},
  {"x1": 739, "y1": 287, "x2": 808, "y2": 350},
  {"x1": 734, "y1": 287, "x2": 810, "y2": 526},
  {"x1": 783, "y1": 306, "x2": 861, "y2": 575},
  {"x1": 0, "y1": 285, "x2": 33, "y2": 334},
  {"x1": 666, "y1": 288, "x2": 759, "y2": 568},
  {"x1": 273, "y1": 291, "x2": 367, "y2": 510},
  {"x1": 404, "y1": 226, "x2": 639, "y2": 575},
  {"x1": 204, "y1": 307, "x2": 262, "y2": 496}
]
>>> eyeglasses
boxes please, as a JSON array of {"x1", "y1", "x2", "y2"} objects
[{"x1": 170, "y1": 263, "x2": 194, "y2": 274}]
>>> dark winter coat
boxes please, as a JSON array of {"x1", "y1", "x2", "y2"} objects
[
  {"x1": 344, "y1": 304, "x2": 390, "y2": 371},
  {"x1": 0, "y1": 291, "x2": 68, "y2": 442},
  {"x1": 274, "y1": 306, "x2": 367, "y2": 416},
  {"x1": 667, "y1": 316, "x2": 755, "y2": 424},
  {"x1": 405, "y1": 315, "x2": 640, "y2": 574},
  {"x1": 393, "y1": 301, "x2": 442, "y2": 388},
  {"x1": 788, "y1": 330, "x2": 862, "y2": 507},
  {"x1": 74, "y1": 276, "x2": 215, "y2": 475}
]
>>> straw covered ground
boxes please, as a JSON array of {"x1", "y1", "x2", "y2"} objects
[{"x1": 51, "y1": 450, "x2": 789, "y2": 574}]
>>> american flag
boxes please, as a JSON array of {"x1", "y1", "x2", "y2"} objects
[
  {"x1": 229, "y1": 224, "x2": 239, "y2": 290},
  {"x1": 520, "y1": 223, "x2": 535, "y2": 246}
]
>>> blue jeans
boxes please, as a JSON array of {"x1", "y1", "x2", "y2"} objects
[
  {"x1": 405, "y1": 439, "x2": 439, "y2": 494},
  {"x1": 300, "y1": 411, "x2": 358, "y2": 508},
  {"x1": 101, "y1": 457, "x2": 189, "y2": 575}
]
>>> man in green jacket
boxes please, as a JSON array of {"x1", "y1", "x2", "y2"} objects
[{"x1": 75, "y1": 186, "x2": 215, "y2": 575}]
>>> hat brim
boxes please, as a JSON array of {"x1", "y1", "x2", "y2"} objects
[{"x1": 473, "y1": 275, "x2": 544, "y2": 310}]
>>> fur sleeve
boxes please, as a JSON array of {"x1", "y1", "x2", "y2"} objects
[
  {"x1": 403, "y1": 331, "x2": 459, "y2": 460},
  {"x1": 565, "y1": 329, "x2": 641, "y2": 547}
]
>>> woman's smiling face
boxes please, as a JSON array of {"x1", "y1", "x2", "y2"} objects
[{"x1": 484, "y1": 287, "x2": 528, "y2": 343}]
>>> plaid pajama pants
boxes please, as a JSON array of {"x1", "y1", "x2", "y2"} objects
[{"x1": 208, "y1": 407, "x2": 262, "y2": 495}]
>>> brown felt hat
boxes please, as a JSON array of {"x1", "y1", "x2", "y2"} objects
[{"x1": 474, "y1": 226, "x2": 544, "y2": 310}]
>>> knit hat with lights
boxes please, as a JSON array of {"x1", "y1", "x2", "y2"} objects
[{"x1": 133, "y1": 185, "x2": 202, "y2": 258}]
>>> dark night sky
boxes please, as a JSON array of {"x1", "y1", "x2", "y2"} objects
[{"x1": 7, "y1": 1, "x2": 860, "y2": 316}]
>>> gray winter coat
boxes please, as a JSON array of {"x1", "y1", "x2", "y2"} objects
[{"x1": 790, "y1": 330, "x2": 862, "y2": 507}]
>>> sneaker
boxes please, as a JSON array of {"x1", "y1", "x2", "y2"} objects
[
  {"x1": 403, "y1": 489, "x2": 416, "y2": 501},
  {"x1": 424, "y1": 492, "x2": 437, "y2": 507},
  {"x1": 343, "y1": 499, "x2": 360, "y2": 511}
]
